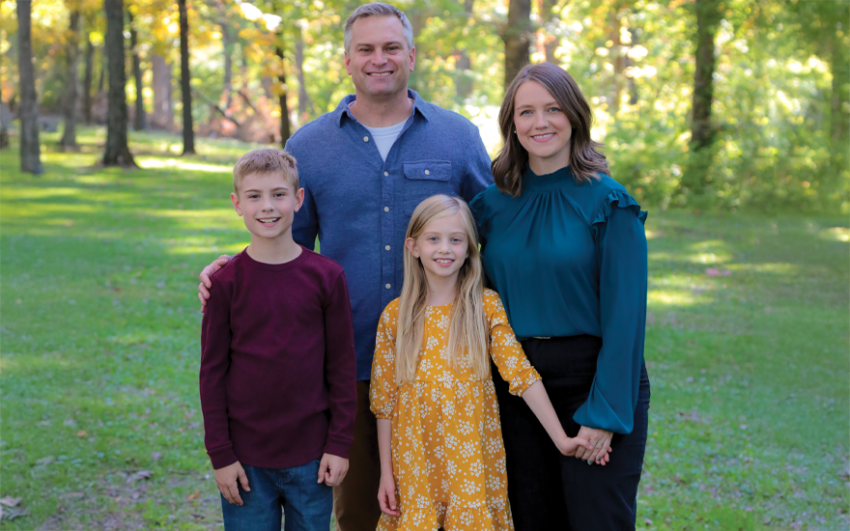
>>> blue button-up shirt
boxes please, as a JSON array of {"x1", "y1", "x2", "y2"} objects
[{"x1": 285, "y1": 90, "x2": 493, "y2": 380}]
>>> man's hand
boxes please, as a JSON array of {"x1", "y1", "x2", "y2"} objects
[
  {"x1": 198, "y1": 254, "x2": 231, "y2": 312},
  {"x1": 317, "y1": 453, "x2": 349, "y2": 487},
  {"x1": 574, "y1": 426, "x2": 614, "y2": 466},
  {"x1": 214, "y1": 461, "x2": 251, "y2": 505},
  {"x1": 377, "y1": 471, "x2": 400, "y2": 517}
]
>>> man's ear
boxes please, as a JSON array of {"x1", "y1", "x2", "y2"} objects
[
  {"x1": 294, "y1": 187, "x2": 305, "y2": 212},
  {"x1": 231, "y1": 192, "x2": 243, "y2": 216},
  {"x1": 408, "y1": 46, "x2": 415, "y2": 72},
  {"x1": 344, "y1": 52, "x2": 352, "y2": 76}
]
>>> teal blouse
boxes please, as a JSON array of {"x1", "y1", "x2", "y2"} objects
[{"x1": 470, "y1": 166, "x2": 648, "y2": 434}]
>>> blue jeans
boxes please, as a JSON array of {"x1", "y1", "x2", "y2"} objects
[{"x1": 220, "y1": 459, "x2": 333, "y2": 531}]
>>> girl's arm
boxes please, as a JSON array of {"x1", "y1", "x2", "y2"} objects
[
  {"x1": 376, "y1": 419, "x2": 400, "y2": 516},
  {"x1": 520, "y1": 381, "x2": 597, "y2": 459}
]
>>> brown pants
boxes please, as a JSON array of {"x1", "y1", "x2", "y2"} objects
[{"x1": 333, "y1": 380, "x2": 383, "y2": 531}]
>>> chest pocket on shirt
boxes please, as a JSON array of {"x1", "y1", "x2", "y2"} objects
[{"x1": 403, "y1": 161, "x2": 453, "y2": 214}]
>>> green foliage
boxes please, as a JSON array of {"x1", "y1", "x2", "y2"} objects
[{"x1": 0, "y1": 128, "x2": 847, "y2": 529}]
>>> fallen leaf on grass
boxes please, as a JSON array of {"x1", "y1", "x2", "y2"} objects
[
  {"x1": 0, "y1": 497, "x2": 21, "y2": 507},
  {"x1": 59, "y1": 492, "x2": 84, "y2": 500},
  {"x1": 64, "y1": 221, "x2": 74, "y2": 227},
  {"x1": 1, "y1": 507, "x2": 28, "y2": 521},
  {"x1": 126, "y1": 470, "x2": 153, "y2": 483},
  {"x1": 643, "y1": 517, "x2": 653, "y2": 526},
  {"x1": 35, "y1": 456, "x2": 54, "y2": 466},
  {"x1": 76, "y1": 430, "x2": 87, "y2": 437},
  {"x1": 705, "y1": 267, "x2": 731, "y2": 277},
  {"x1": 187, "y1": 489, "x2": 200, "y2": 501},
  {"x1": 151, "y1": 452, "x2": 162, "y2": 463}
]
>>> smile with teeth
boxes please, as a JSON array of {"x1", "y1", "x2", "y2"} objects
[
  {"x1": 531, "y1": 133, "x2": 555, "y2": 141},
  {"x1": 257, "y1": 217, "x2": 280, "y2": 225},
  {"x1": 368, "y1": 72, "x2": 393, "y2": 76},
  {"x1": 435, "y1": 258, "x2": 454, "y2": 265}
]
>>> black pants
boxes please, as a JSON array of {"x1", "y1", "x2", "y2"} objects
[{"x1": 495, "y1": 335, "x2": 651, "y2": 531}]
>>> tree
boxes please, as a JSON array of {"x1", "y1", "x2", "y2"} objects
[
  {"x1": 60, "y1": 9, "x2": 82, "y2": 149},
  {"x1": 16, "y1": 0, "x2": 43, "y2": 173},
  {"x1": 82, "y1": 30, "x2": 95, "y2": 124},
  {"x1": 151, "y1": 54, "x2": 174, "y2": 130},
  {"x1": 128, "y1": 11, "x2": 146, "y2": 131},
  {"x1": 503, "y1": 0, "x2": 531, "y2": 88},
  {"x1": 178, "y1": 0, "x2": 195, "y2": 154},
  {"x1": 679, "y1": 0, "x2": 722, "y2": 202},
  {"x1": 102, "y1": 0, "x2": 137, "y2": 167}
]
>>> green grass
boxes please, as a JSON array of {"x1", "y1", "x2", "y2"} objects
[{"x1": 1, "y1": 128, "x2": 848, "y2": 530}]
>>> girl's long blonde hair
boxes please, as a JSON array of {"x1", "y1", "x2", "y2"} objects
[{"x1": 395, "y1": 195, "x2": 489, "y2": 385}]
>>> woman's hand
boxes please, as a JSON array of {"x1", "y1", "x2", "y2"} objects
[
  {"x1": 555, "y1": 433, "x2": 593, "y2": 457},
  {"x1": 574, "y1": 426, "x2": 613, "y2": 465},
  {"x1": 377, "y1": 471, "x2": 400, "y2": 517}
]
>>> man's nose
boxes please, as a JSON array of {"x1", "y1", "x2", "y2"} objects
[{"x1": 373, "y1": 49, "x2": 386, "y2": 64}]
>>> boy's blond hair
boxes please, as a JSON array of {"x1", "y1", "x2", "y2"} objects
[{"x1": 233, "y1": 149, "x2": 299, "y2": 193}]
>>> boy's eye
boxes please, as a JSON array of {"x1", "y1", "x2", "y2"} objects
[{"x1": 248, "y1": 194, "x2": 260, "y2": 199}]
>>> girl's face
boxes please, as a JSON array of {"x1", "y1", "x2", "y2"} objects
[
  {"x1": 513, "y1": 80, "x2": 572, "y2": 172},
  {"x1": 405, "y1": 213, "x2": 470, "y2": 285}
]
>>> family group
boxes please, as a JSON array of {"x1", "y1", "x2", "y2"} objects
[{"x1": 197, "y1": 3, "x2": 650, "y2": 531}]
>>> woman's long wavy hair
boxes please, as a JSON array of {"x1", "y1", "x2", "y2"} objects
[
  {"x1": 395, "y1": 195, "x2": 489, "y2": 385},
  {"x1": 491, "y1": 62, "x2": 610, "y2": 198}
]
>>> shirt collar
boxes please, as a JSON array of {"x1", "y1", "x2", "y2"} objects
[{"x1": 334, "y1": 89, "x2": 430, "y2": 127}]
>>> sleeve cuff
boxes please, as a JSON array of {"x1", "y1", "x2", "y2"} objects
[
  {"x1": 322, "y1": 438, "x2": 353, "y2": 459},
  {"x1": 573, "y1": 388, "x2": 633, "y2": 435},
  {"x1": 208, "y1": 445, "x2": 239, "y2": 470},
  {"x1": 509, "y1": 367, "x2": 542, "y2": 396}
]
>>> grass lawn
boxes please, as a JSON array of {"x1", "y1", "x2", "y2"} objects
[{"x1": 1, "y1": 128, "x2": 848, "y2": 530}]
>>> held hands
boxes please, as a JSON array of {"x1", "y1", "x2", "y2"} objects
[
  {"x1": 377, "y1": 471, "x2": 400, "y2": 517},
  {"x1": 198, "y1": 254, "x2": 231, "y2": 312},
  {"x1": 317, "y1": 453, "x2": 349, "y2": 487},
  {"x1": 573, "y1": 426, "x2": 614, "y2": 466},
  {"x1": 215, "y1": 461, "x2": 251, "y2": 505}
]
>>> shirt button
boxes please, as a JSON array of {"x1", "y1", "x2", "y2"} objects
[
  {"x1": 384, "y1": 206, "x2": 389, "y2": 212},
  {"x1": 424, "y1": 169, "x2": 430, "y2": 175},
  {"x1": 385, "y1": 245, "x2": 391, "y2": 251},
  {"x1": 384, "y1": 171, "x2": 389, "y2": 176},
  {"x1": 363, "y1": 136, "x2": 369, "y2": 142},
  {"x1": 385, "y1": 283, "x2": 391, "y2": 289}
]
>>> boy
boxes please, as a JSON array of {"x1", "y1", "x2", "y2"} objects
[{"x1": 200, "y1": 149, "x2": 356, "y2": 531}]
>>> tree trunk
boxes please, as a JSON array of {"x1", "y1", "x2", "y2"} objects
[
  {"x1": 456, "y1": 0, "x2": 474, "y2": 99},
  {"x1": 221, "y1": 15, "x2": 233, "y2": 109},
  {"x1": 541, "y1": 0, "x2": 560, "y2": 64},
  {"x1": 60, "y1": 10, "x2": 81, "y2": 149},
  {"x1": 128, "y1": 11, "x2": 146, "y2": 131},
  {"x1": 83, "y1": 32, "x2": 94, "y2": 123},
  {"x1": 16, "y1": 0, "x2": 42, "y2": 173},
  {"x1": 151, "y1": 54, "x2": 174, "y2": 130},
  {"x1": 503, "y1": 0, "x2": 531, "y2": 89},
  {"x1": 103, "y1": 0, "x2": 137, "y2": 167},
  {"x1": 275, "y1": 43, "x2": 291, "y2": 147},
  {"x1": 0, "y1": 38, "x2": 8, "y2": 149},
  {"x1": 680, "y1": 0, "x2": 721, "y2": 199},
  {"x1": 608, "y1": 6, "x2": 625, "y2": 114},
  {"x1": 178, "y1": 0, "x2": 195, "y2": 154},
  {"x1": 295, "y1": 26, "x2": 313, "y2": 120}
]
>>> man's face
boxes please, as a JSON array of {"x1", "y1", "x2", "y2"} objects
[{"x1": 345, "y1": 15, "x2": 415, "y2": 100}]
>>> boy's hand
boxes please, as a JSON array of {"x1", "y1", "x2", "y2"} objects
[
  {"x1": 317, "y1": 453, "x2": 349, "y2": 487},
  {"x1": 377, "y1": 471, "x2": 400, "y2": 517},
  {"x1": 214, "y1": 461, "x2": 250, "y2": 505},
  {"x1": 198, "y1": 255, "x2": 231, "y2": 312}
]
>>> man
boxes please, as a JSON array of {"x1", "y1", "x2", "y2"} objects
[{"x1": 199, "y1": 4, "x2": 492, "y2": 530}]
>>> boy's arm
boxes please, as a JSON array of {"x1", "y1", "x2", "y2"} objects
[
  {"x1": 322, "y1": 270, "x2": 357, "y2": 459},
  {"x1": 199, "y1": 278, "x2": 239, "y2": 469}
]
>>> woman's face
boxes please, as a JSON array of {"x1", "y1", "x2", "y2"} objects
[{"x1": 513, "y1": 80, "x2": 572, "y2": 172}]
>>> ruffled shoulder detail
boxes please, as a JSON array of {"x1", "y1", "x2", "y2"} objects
[{"x1": 591, "y1": 188, "x2": 648, "y2": 228}]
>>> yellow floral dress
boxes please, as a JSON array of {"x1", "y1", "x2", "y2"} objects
[{"x1": 370, "y1": 289, "x2": 541, "y2": 531}]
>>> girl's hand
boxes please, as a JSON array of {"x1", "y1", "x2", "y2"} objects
[
  {"x1": 574, "y1": 426, "x2": 614, "y2": 465},
  {"x1": 556, "y1": 434, "x2": 593, "y2": 457},
  {"x1": 377, "y1": 471, "x2": 400, "y2": 517}
]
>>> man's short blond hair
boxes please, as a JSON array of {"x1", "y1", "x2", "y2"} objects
[{"x1": 233, "y1": 149, "x2": 299, "y2": 193}]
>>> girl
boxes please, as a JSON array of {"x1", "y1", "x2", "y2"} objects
[{"x1": 369, "y1": 194, "x2": 601, "y2": 531}]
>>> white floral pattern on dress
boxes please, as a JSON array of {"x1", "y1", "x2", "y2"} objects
[{"x1": 370, "y1": 289, "x2": 541, "y2": 531}]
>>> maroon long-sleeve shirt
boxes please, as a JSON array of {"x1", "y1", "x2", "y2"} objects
[{"x1": 200, "y1": 247, "x2": 357, "y2": 470}]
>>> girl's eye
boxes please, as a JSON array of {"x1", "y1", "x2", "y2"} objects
[
  {"x1": 519, "y1": 110, "x2": 532, "y2": 116},
  {"x1": 548, "y1": 107, "x2": 560, "y2": 113}
]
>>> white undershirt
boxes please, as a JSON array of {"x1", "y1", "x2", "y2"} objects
[{"x1": 362, "y1": 121, "x2": 406, "y2": 161}]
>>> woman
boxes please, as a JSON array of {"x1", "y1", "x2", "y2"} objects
[{"x1": 469, "y1": 62, "x2": 651, "y2": 530}]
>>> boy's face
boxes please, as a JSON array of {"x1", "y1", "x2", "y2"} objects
[{"x1": 231, "y1": 172, "x2": 304, "y2": 242}]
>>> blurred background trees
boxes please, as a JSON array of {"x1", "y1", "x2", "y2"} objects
[{"x1": 0, "y1": 0, "x2": 847, "y2": 210}]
